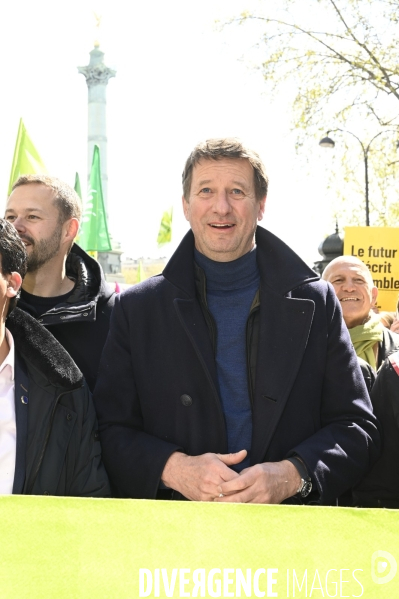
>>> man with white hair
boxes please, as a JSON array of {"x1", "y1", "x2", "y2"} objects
[
  {"x1": 322, "y1": 255, "x2": 399, "y2": 370},
  {"x1": 323, "y1": 257, "x2": 399, "y2": 507}
]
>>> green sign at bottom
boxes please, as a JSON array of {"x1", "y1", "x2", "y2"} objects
[{"x1": 0, "y1": 496, "x2": 397, "y2": 598}]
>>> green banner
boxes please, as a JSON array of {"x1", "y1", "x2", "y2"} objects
[
  {"x1": 157, "y1": 207, "x2": 173, "y2": 248},
  {"x1": 79, "y1": 145, "x2": 111, "y2": 252},
  {"x1": 0, "y1": 497, "x2": 398, "y2": 598}
]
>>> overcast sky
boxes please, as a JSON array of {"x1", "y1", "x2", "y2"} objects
[{"x1": 0, "y1": 0, "x2": 334, "y2": 263}]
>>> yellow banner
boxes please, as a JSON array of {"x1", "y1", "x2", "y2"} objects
[
  {"x1": 344, "y1": 227, "x2": 399, "y2": 311},
  {"x1": 0, "y1": 496, "x2": 398, "y2": 598}
]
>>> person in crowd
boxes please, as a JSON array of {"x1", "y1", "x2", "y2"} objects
[
  {"x1": 94, "y1": 137, "x2": 379, "y2": 505},
  {"x1": 353, "y1": 349, "x2": 399, "y2": 508},
  {"x1": 379, "y1": 311, "x2": 395, "y2": 329},
  {"x1": 0, "y1": 218, "x2": 110, "y2": 496},
  {"x1": 357, "y1": 357, "x2": 376, "y2": 394},
  {"x1": 354, "y1": 297, "x2": 399, "y2": 508},
  {"x1": 4, "y1": 175, "x2": 115, "y2": 392},
  {"x1": 390, "y1": 298, "x2": 399, "y2": 335},
  {"x1": 322, "y1": 255, "x2": 399, "y2": 370}
]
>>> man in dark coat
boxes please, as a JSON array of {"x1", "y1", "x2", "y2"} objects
[
  {"x1": 94, "y1": 138, "x2": 380, "y2": 505},
  {"x1": 353, "y1": 351, "x2": 399, "y2": 508},
  {"x1": 0, "y1": 219, "x2": 110, "y2": 496},
  {"x1": 5, "y1": 175, "x2": 115, "y2": 392}
]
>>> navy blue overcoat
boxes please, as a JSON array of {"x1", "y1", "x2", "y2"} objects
[{"x1": 94, "y1": 227, "x2": 380, "y2": 503}]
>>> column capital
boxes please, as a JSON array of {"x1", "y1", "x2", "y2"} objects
[
  {"x1": 78, "y1": 47, "x2": 116, "y2": 87},
  {"x1": 78, "y1": 63, "x2": 116, "y2": 87}
]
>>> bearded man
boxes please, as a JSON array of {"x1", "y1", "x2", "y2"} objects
[{"x1": 5, "y1": 175, "x2": 115, "y2": 391}]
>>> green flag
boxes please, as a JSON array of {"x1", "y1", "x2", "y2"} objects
[
  {"x1": 8, "y1": 118, "x2": 47, "y2": 194},
  {"x1": 136, "y1": 260, "x2": 145, "y2": 283},
  {"x1": 79, "y1": 145, "x2": 111, "y2": 252},
  {"x1": 74, "y1": 172, "x2": 82, "y2": 199},
  {"x1": 157, "y1": 207, "x2": 173, "y2": 248}
]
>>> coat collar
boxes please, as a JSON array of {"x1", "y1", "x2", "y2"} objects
[
  {"x1": 6, "y1": 308, "x2": 83, "y2": 390},
  {"x1": 162, "y1": 231, "x2": 197, "y2": 297},
  {"x1": 163, "y1": 227, "x2": 319, "y2": 296},
  {"x1": 254, "y1": 226, "x2": 319, "y2": 293}
]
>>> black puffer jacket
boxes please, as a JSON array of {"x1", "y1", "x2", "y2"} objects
[
  {"x1": 7, "y1": 308, "x2": 110, "y2": 497},
  {"x1": 17, "y1": 244, "x2": 116, "y2": 392}
]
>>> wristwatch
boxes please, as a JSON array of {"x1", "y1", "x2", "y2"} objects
[{"x1": 286, "y1": 456, "x2": 312, "y2": 498}]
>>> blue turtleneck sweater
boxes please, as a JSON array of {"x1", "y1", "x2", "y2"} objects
[{"x1": 194, "y1": 248, "x2": 260, "y2": 471}]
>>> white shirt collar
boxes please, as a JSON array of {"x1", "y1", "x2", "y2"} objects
[{"x1": 0, "y1": 329, "x2": 15, "y2": 381}]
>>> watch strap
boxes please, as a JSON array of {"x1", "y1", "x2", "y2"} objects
[
  {"x1": 286, "y1": 456, "x2": 311, "y2": 481},
  {"x1": 286, "y1": 456, "x2": 312, "y2": 497}
]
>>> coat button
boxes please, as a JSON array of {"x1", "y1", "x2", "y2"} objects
[
  {"x1": 66, "y1": 413, "x2": 72, "y2": 421},
  {"x1": 180, "y1": 394, "x2": 193, "y2": 407}
]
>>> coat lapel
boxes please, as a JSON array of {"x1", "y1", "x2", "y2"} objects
[
  {"x1": 165, "y1": 231, "x2": 222, "y2": 410},
  {"x1": 174, "y1": 298, "x2": 221, "y2": 400},
  {"x1": 13, "y1": 353, "x2": 29, "y2": 494},
  {"x1": 251, "y1": 287, "x2": 315, "y2": 464},
  {"x1": 174, "y1": 297, "x2": 228, "y2": 448}
]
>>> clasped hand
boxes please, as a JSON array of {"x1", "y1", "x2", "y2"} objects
[{"x1": 161, "y1": 450, "x2": 300, "y2": 504}]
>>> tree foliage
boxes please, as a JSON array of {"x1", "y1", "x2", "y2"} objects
[{"x1": 228, "y1": 0, "x2": 399, "y2": 226}]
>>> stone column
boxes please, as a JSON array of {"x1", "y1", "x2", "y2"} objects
[{"x1": 78, "y1": 45, "x2": 116, "y2": 215}]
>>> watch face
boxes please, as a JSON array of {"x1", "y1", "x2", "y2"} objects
[{"x1": 300, "y1": 481, "x2": 312, "y2": 498}]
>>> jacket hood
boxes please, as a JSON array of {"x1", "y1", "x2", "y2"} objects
[
  {"x1": 163, "y1": 227, "x2": 319, "y2": 297},
  {"x1": 7, "y1": 308, "x2": 83, "y2": 390},
  {"x1": 17, "y1": 244, "x2": 115, "y2": 325},
  {"x1": 65, "y1": 243, "x2": 115, "y2": 306}
]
